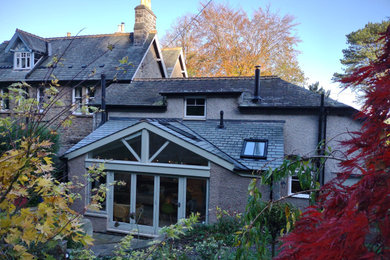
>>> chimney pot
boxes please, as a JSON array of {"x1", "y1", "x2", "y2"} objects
[
  {"x1": 218, "y1": 110, "x2": 225, "y2": 129},
  {"x1": 253, "y1": 65, "x2": 262, "y2": 103}
]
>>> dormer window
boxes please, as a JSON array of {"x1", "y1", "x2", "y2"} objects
[
  {"x1": 14, "y1": 52, "x2": 32, "y2": 70},
  {"x1": 185, "y1": 97, "x2": 206, "y2": 119},
  {"x1": 241, "y1": 139, "x2": 268, "y2": 159}
]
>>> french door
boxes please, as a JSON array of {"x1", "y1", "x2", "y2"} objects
[{"x1": 107, "y1": 172, "x2": 206, "y2": 235}]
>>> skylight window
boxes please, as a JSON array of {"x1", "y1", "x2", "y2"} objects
[{"x1": 241, "y1": 139, "x2": 268, "y2": 159}]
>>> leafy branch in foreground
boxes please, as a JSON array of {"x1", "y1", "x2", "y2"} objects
[
  {"x1": 113, "y1": 213, "x2": 199, "y2": 259},
  {"x1": 277, "y1": 24, "x2": 390, "y2": 260}
]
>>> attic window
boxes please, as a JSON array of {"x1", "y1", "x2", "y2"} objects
[
  {"x1": 185, "y1": 97, "x2": 206, "y2": 119},
  {"x1": 241, "y1": 139, "x2": 268, "y2": 159},
  {"x1": 14, "y1": 52, "x2": 32, "y2": 70}
]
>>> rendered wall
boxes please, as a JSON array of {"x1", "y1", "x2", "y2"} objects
[
  {"x1": 134, "y1": 46, "x2": 163, "y2": 79},
  {"x1": 109, "y1": 95, "x2": 362, "y2": 204},
  {"x1": 170, "y1": 60, "x2": 184, "y2": 78}
]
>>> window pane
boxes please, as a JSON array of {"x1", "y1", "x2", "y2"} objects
[
  {"x1": 244, "y1": 141, "x2": 255, "y2": 155},
  {"x1": 186, "y1": 178, "x2": 206, "y2": 222},
  {"x1": 75, "y1": 87, "x2": 82, "y2": 98},
  {"x1": 242, "y1": 140, "x2": 267, "y2": 158},
  {"x1": 152, "y1": 142, "x2": 208, "y2": 166},
  {"x1": 90, "y1": 175, "x2": 106, "y2": 211},
  {"x1": 186, "y1": 106, "x2": 205, "y2": 116},
  {"x1": 195, "y1": 98, "x2": 205, "y2": 105},
  {"x1": 113, "y1": 173, "x2": 131, "y2": 223},
  {"x1": 126, "y1": 133, "x2": 141, "y2": 158},
  {"x1": 91, "y1": 140, "x2": 137, "y2": 161},
  {"x1": 136, "y1": 175, "x2": 154, "y2": 226},
  {"x1": 186, "y1": 98, "x2": 195, "y2": 105},
  {"x1": 149, "y1": 132, "x2": 167, "y2": 158},
  {"x1": 159, "y1": 177, "x2": 178, "y2": 227},
  {"x1": 254, "y1": 142, "x2": 265, "y2": 156},
  {"x1": 291, "y1": 176, "x2": 310, "y2": 195}
]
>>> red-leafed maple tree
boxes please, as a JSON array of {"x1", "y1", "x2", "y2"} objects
[{"x1": 276, "y1": 25, "x2": 390, "y2": 259}]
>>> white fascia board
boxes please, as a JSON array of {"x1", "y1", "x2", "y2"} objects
[
  {"x1": 85, "y1": 159, "x2": 210, "y2": 177},
  {"x1": 65, "y1": 121, "x2": 234, "y2": 171},
  {"x1": 131, "y1": 36, "x2": 154, "y2": 81},
  {"x1": 178, "y1": 49, "x2": 188, "y2": 77},
  {"x1": 153, "y1": 36, "x2": 168, "y2": 77},
  {"x1": 5, "y1": 33, "x2": 32, "y2": 53},
  {"x1": 65, "y1": 121, "x2": 147, "y2": 160}
]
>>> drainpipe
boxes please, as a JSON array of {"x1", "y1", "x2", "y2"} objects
[
  {"x1": 101, "y1": 73, "x2": 107, "y2": 125},
  {"x1": 317, "y1": 93, "x2": 327, "y2": 186}
]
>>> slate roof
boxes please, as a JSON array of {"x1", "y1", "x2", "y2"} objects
[
  {"x1": 0, "y1": 29, "x2": 156, "y2": 82},
  {"x1": 161, "y1": 48, "x2": 181, "y2": 77},
  {"x1": 64, "y1": 118, "x2": 285, "y2": 171},
  {"x1": 14, "y1": 29, "x2": 48, "y2": 54},
  {"x1": 95, "y1": 77, "x2": 353, "y2": 110}
]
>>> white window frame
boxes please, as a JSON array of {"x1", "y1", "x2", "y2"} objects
[
  {"x1": 72, "y1": 86, "x2": 95, "y2": 115},
  {"x1": 14, "y1": 52, "x2": 33, "y2": 70},
  {"x1": 288, "y1": 175, "x2": 310, "y2": 199},
  {"x1": 0, "y1": 88, "x2": 9, "y2": 111},
  {"x1": 184, "y1": 97, "x2": 206, "y2": 119},
  {"x1": 85, "y1": 172, "x2": 108, "y2": 217},
  {"x1": 36, "y1": 87, "x2": 45, "y2": 113}
]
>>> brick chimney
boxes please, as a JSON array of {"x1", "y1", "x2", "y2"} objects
[{"x1": 133, "y1": 0, "x2": 156, "y2": 45}]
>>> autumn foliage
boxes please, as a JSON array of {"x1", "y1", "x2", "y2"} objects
[
  {"x1": 163, "y1": 2, "x2": 305, "y2": 85},
  {"x1": 277, "y1": 25, "x2": 390, "y2": 259}
]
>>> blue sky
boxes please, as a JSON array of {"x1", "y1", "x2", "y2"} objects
[{"x1": 1, "y1": 0, "x2": 389, "y2": 108}]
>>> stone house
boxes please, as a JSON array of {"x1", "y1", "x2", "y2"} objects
[
  {"x1": 0, "y1": 0, "x2": 186, "y2": 155},
  {"x1": 63, "y1": 66, "x2": 361, "y2": 236},
  {"x1": 1, "y1": 0, "x2": 361, "y2": 237}
]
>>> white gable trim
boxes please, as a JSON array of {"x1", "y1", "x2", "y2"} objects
[
  {"x1": 64, "y1": 121, "x2": 234, "y2": 171},
  {"x1": 177, "y1": 49, "x2": 188, "y2": 77},
  {"x1": 153, "y1": 37, "x2": 168, "y2": 77},
  {"x1": 5, "y1": 32, "x2": 32, "y2": 53}
]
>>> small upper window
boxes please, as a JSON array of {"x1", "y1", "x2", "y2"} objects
[
  {"x1": 14, "y1": 52, "x2": 32, "y2": 70},
  {"x1": 37, "y1": 87, "x2": 46, "y2": 113},
  {"x1": 72, "y1": 86, "x2": 95, "y2": 114},
  {"x1": 241, "y1": 139, "x2": 268, "y2": 159},
  {"x1": 185, "y1": 98, "x2": 206, "y2": 118},
  {"x1": 288, "y1": 175, "x2": 310, "y2": 199}
]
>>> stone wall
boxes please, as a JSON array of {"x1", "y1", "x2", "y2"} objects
[
  {"x1": 133, "y1": 46, "x2": 163, "y2": 79},
  {"x1": 67, "y1": 154, "x2": 88, "y2": 214},
  {"x1": 208, "y1": 162, "x2": 270, "y2": 222}
]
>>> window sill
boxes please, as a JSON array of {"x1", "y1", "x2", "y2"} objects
[
  {"x1": 72, "y1": 113, "x2": 93, "y2": 118},
  {"x1": 85, "y1": 211, "x2": 108, "y2": 218},
  {"x1": 241, "y1": 155, "x2": 267, "y2": 160},
  {"x1": 183, "y1": 116, "x2": 206, "y2": 121},
  {"x1": 290, "y1": 194, "x2": 309, "y2": 199},
  {"x1": 13, "y1": 68, "x2": 31, "y2": 71}
]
